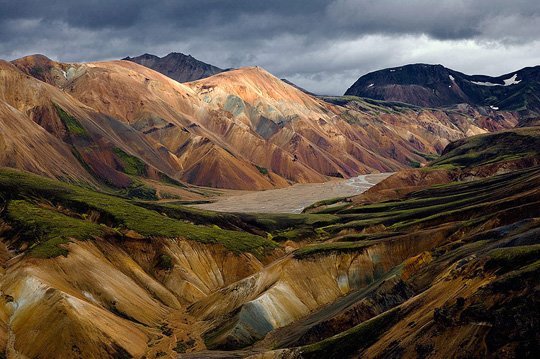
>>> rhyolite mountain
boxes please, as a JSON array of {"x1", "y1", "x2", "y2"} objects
[
  {"x1": 345, "y1": 63, "x2": 540, "y2": 121},
  {"x1": 0, "y1": 127, "x2": 538, "y2": 358},
  {"x1": 3, "y1": 54, "x2": 519, "y2": 193},
  {"x1": 123, "y1": 52, "x2": 224, "y2": 82},
  {"x1": 0, "y1": 52, "x2": 539, "y2": 358}
]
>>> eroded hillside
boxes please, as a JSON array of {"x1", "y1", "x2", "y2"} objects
[
  {"x1": 0, "y1": 55, "x2": 518, "y2": 192},
  {"x1": 0, "y1": 128, "x2": 538, "y2": 358}
]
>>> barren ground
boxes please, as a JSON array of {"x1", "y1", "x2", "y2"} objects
[{"x1": 190, "y1": 173, "x2": 393, "y2": 213}]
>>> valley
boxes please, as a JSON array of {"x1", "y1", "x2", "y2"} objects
[
  {"x1": 0, "y1": 126, "x2": 538, "y2": 358},
  {"x1": 0, "y1": 49, "x2": 538, "y2": 359},
  {"x1": 191, "y1": 173, "x2": 392, "y2": 213}
]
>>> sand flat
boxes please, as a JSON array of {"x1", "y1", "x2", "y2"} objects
[{"x1": 191, "y1": 173, "x2": 393, "y2": 213}]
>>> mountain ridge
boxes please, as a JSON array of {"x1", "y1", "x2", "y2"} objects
[
  {"x1": 1, "y1": 54, "x2": 519, "y2": 193},
  {"x1": 345, "y1": 63, "x2": 540, "y2": 121}
]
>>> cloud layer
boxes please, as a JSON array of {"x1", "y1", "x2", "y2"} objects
[{"x1": 1, "y1": 0, "x2": 539, "y2": 94}]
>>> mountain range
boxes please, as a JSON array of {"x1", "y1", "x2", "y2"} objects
[
  {"x1": 0, "y1": 54, "x2": 521, "y2": 196},
  {"x1": 0, "y1": 51, "x2": 538, "y2": 358},
  {"x1": 0, "y1": 126, "x2": 538, "y2": 358}
]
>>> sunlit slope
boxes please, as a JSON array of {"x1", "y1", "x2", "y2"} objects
[{"x1": 8, "y1": 55, "x2": 518, "y2": 191}]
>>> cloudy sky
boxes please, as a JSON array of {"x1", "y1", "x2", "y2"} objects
[{"x1": 1, "y1": 0, "x2": 539, "y2": 94}]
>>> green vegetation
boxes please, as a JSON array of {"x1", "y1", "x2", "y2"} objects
[
  {"x1": 31, "y1": 237, "x2": 69, "y2": 258},
  {"x1": 413, "y1": 150, "x2": 439, "y2": 161},
  {"x1": 0, "y1": 168, "x2": 277, "y2": 258},
  {"x1": 242, "y1": 212, "x2": 339, "y2": 232},
  {"x1": 113, "y1": 147, "x2": 148, "y2": 176},
  {"x1": 486, "y1": 245, "x2": 540, "y2": 273},
  {"x1": 255, "y1": 165, "x2": 269, "y2": 175},
  {"x1": 54, "y1": 105, "x2": 89, "y2": 138},
  {"x1": 6, "y1": 200, "x2": 104, "y2": 258},
  {"x1": 272, "y1": 227, "x2": 316, "y2": 242},
  {"x1": 302, "y1": 196, "x2": 349, "y2": 213},
  {"x1": 431, "y1": 128, "x2": 540, "y2": 169},
  {"x1": 122, "y1": 179, "x2": 157, "y2": 200}
]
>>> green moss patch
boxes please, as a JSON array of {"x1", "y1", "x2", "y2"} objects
[
  {"x1": 6, "y1": 200, "x2": 103, "y2": 258},
  {"x1": 113, "y1": 147, "x2": 148, "y2": 176},
  {"x1": 0, "y1": 168, "x2": 277, "y2": 257},
  {"x1": 55, "y1": 105, "x2": 89, "y2": 138},
  {"x1": 300, "y1": 308, "x2": 401, "y2": 358}
]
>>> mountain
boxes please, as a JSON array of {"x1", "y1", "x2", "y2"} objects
[
  {"x1": 123, "y1": 52, "x2": 224, "y2": 82},
  {"x1": 345, "y1": 63, "x2": 540, "y2": 121},
  {"x1": 0, "y1": 127, "x2": 538, "y2": 358},
  {"x1": 4, "y1": 55, "x2": 519, "y2": 193}
]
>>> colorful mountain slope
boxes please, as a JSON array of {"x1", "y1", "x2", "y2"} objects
[
  {"x1": 3, "y1": 55, "x2": 518, "y2": 191},
  {"x1": 0, "y1": 127, "x2": 538, "y2": 358}
]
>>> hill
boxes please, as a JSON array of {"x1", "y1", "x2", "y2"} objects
[{"x1": 0, "y1": 127, "x2": 538, "y2": 358}]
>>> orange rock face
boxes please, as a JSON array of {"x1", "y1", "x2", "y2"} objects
[{"x1": 2, "y1": 55, "x2": 518, "y2": 190}]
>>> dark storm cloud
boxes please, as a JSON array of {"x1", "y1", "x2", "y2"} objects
[{"x1": 1, "y1": 0, "x2": 539, "y2": 94}]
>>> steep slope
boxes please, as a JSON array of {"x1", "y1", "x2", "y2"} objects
[
  {"x1": 123, "y1": 52, "x2": 224, "y2": 82},
  {"x1": 0, "y1": 128, "x2": 537, "y2": 358},
  {"x1": 1, "y1": 58, "x2": 196, "y2": 198},
  {"x1": 7, "y1": 55, "x2": 519, "y2": 191},
  {"x1": 345, "y1": 63, "x2": 540, "y2": 121},
  {"x1": 0, "y1": 100, "x2": 96, "y2": 185},
  {"x1": 185, "y1": 128, "x2": 540, "y2": 358}
]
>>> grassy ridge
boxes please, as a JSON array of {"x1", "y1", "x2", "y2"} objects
[
  {"x1": 0, "y1": 168, "x2": 277, "y2": 257},
  {"x1": 6, "y1": 200, "x2": 104, "y2": 258},
  {"x1": 431, "y1": 128, "x2": 540, "y2": 169}
]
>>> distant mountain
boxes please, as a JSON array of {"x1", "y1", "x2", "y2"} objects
[
  {"x1": 345, "y1": 64, "x2": 540, "y2": 120},
  {"x1": 123, "y1": 52, "x2": 224, "y2": 82}
]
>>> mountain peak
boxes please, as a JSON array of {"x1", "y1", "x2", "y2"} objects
[
  {"x1": 345, "y1": 63, "x2": 540, "y2": 113},
  {"x1": 124, "y1": 52, "x2": 223, "y2": 82}
]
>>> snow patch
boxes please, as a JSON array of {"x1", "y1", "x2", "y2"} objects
[
  {"x1": 471, "y1": 80, "x2": 499, "y2": 86},
  {"x1": 490, "y1": 105, "x2": 499, "y2": 110},
  {"x1": 503, "y1": 74, "x2": 521, "y2": 86},
  {"x1": 368, "y1": 83, "x2": 374, "y2": 88},
  {"x1": 389, "y1": 69, "x2": 396, "y2": 72},
  {"x1": 471, "y1": 73, "x2": 521, "y2": 87},
  {"x1": 449, "y1": 75, "x2": 455, "y2": 81}
]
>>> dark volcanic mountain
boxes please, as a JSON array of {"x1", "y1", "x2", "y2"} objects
[
  {"x1": 123, "y1": 52, "x2": 224, "y2": 82},
  {"x1": 345, "y1": 64, "x2": 540, "y2": 120}
]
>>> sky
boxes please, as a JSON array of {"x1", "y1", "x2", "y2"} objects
[{"x1": 1, "y1": 0, "x2": 539, "y2": 95}]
